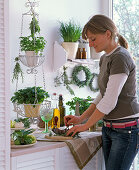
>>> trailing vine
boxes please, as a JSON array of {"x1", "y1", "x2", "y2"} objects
[
  {"x1": 89, "y1": 73, "x2": 99, "y2": 92},
  {"x1": 54, "y1": 66, "x2": 75, "y2": 95},
  {"x1": 72, "y1": 65, "x2": 92, "y2": 88},
  {"x1": 12, "y1": 57, "x2": 24, "y2": 83}
]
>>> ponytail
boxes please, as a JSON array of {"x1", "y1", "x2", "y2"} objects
[{"x1": 117, "y1": 34, "x2": 128, "y2": 49}]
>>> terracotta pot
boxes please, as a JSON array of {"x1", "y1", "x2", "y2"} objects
[{"x1": 25, "y1": 51, "x2": 39, "y2": 67}]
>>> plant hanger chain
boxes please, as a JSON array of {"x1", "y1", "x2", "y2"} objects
[
  {"x1": 42, "y1": 64, "x2": 46, "y2": 91},
  {"x1": 34, "y1": 73, "x2": 38, "y2": 104},
  {"x1": 19, "y1": 14, "x2": 24, "y2": 55}
]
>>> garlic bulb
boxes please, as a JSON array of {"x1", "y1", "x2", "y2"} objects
[{"x1": 14, "y1": 122, "x2": 24, "y2": 128}]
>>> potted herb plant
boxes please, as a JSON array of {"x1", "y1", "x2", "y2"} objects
[
  {"x1": 96, "y1": 120, "x2": 103, "y2": 131},
  {"x1": 20, "y1": 36, "x2": 46, "y2": 55},
  {"x1": 20, "y1": 16, "x2": 46, "y2": 67},
  {"x1": 59, "y1": 20, "x2": 82, "y2": 59},
  {"x1": 66, "y1": 96, "x2": 92, "y2": 115},
  {"x1": 20, "y1": 35, "x2": 46, "y2": 67},
  {"x1": 11, "y1": 86, "x2": 49, "y2": 117}
]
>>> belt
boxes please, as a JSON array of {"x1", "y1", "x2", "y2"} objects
[
  {"x1": 103, "y1": 120, "x2": 138, "y2": 128},
  {"x1": 103, "y1": 117, "x2": 139, "y2": 123}
]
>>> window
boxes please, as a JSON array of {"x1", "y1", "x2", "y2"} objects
[
  {"x1": 113, "y1": 0, "x2": 139, "y2": 98},
  {"x1": 113, "y1": 0, "x2": 139, "y2": 169}
]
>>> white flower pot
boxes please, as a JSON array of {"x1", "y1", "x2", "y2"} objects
[
  {"x1": 62, "y1": 42, "x2": 79, "y2": 59},
  {"x1": 25, "y1": 51, "x2": 39, "y2": 67}
]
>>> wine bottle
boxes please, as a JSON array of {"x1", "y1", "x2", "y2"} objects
[{"x1": 58, "y1": 94, "x2": 65, "y2": 127}]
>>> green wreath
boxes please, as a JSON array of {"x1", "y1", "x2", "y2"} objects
[
  {"x1": 89, "y1": 73, "x2": 99, "y2": 92},
  {"x1": 72, "y1": 65, "x2": 92, "y2": 88}
]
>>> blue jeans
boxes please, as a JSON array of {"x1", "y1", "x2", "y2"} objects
[{"x1": 102, "y1": 125, "x2": 139, "y2": 170}]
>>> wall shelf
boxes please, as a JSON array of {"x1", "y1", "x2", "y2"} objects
[
  {"x1": 53, "y1": 41, "x2": 100, "y2": 71},
  {"x1": 67, "y1": 58, "x2": 99, "y2": 65}
]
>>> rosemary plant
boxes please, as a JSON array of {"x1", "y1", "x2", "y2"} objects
[{"x1": 12, "y1": 57, "x2": 24, "y2": 83}]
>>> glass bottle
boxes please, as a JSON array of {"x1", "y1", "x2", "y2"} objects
[
  {"x1": 51, "y1": 93, "x2": 60, "y2": 128},
  {"x1": 76, "y1": 48, "x2": 82, "y2": 59},
  {"x1": 82, "y1": 48, "x2": 87, "y2": 59},
  {"x1": 58, "y1": 94, "x2": 65, "y2": 127}
]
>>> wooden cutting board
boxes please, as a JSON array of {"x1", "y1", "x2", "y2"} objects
[{"x1": 45, "y1": 135, "x2": 73, "y2": 141}]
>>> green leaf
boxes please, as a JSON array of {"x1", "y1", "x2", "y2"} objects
[
  {"x1": 59, "y1": 20, "x2": 82, "y2": 42},
  {"x1": 11, "y1": 87, "x2": 49, "y2": 105},
  {"x1": 66, "y1": 96, "x2": 92, "y2": 115}
]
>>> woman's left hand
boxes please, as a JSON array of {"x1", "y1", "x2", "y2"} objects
[{"x1": 66, "y1": 124, "x2": 88, "y2": 137}]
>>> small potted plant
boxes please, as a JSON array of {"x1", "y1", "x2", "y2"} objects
[
  {"x1": 96, "y1": 120, "x2": 103, "y2": 131},
  {"x1": 66, "y1": 96, "x2": 92, "y2": 115},
  {"x1": 59, "y1": 20, "x2": 82, "y2": 59},
  {"x1": 20, "y1": 36, "x2": 46, "y2": 55},
  {"x1": 20, "y1": 16, "x2": 46, "y2": 67},
  {"x1": 11, "y1": 86, "x2": 49, "y2": 117}
]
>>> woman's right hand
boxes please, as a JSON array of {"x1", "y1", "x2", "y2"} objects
[{"x1": 64, "y1": 115, "x2": 81, "y2": 126}]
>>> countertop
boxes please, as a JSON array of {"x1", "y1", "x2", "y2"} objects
[
  {"x1": 11, "y1": 141, "x2": 66, "y2": 157},
  {"x1": 11, "y1": 131, "x2": 102, "y2": 158}
]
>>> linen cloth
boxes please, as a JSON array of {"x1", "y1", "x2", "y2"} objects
[{"x1": 65, "y1": 132, "x2": 102, "y2": 169}]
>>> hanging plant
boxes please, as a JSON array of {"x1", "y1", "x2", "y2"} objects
[
  {"x1": 11, "y1": 86, "x2": 49, "y2": 105},
  {"x1": 54, "y1": 66, "x2": 75, "y2": 95},
  {"x1": 20, "y1": 36, "x2": 46, "y2": 55},
  {"x1": 89, "y1": 73, "x2": 99, "y2": 92},
  {"x1": 72, "y1": 65, "x2": 92, "y2": 88},
  {"x1": 12, "y1": 57, "x2": 24, "y2": 83},
  {"x1": 29, "y1": 16, "x2": 40, "y2": 37}
]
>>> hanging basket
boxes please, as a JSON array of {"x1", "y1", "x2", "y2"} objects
[
  {"x1": 19, "y1": 54, "x2": 45, "y2": 68},
  {"x1": 24, "y1": 104, "x2": 41, "y2": 118},
  {"x1": 25, "y1": 51, "x2": 39, "y2": 67},
  {"x1": 13, "y1": 100, "x2": 51, "y2": 118}
]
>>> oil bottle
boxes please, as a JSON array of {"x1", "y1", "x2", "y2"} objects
[
  {"x1": 58, "y1": 94, "x2": 65, "y2": 127},
  {"x1": 51, "y1": 93, "x2": 60, "y2": 128}
]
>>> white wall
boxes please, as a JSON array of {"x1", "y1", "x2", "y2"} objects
[{"x1": 9, "y1": 0, "x2": 109, "y2": 118}]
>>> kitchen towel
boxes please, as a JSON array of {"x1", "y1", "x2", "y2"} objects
[{"x1": 65, "y1": 132, "x2": 102, "y2": 169}]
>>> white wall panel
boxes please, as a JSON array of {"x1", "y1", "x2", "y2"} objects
[{"x1": 0, "y1": 0, "x2": 10, "y2": 170}]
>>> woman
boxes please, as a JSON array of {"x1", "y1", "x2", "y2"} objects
[{"x1": 64, "y1": 14, "x2": 139, "y2": 170}]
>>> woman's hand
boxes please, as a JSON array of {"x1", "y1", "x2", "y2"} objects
[
  {"x1": 66, "y1": 124, "x2": 88, "y2": 137},
  {"x1": 64, "y1": 115, "x2": 81, "y2": 126}
]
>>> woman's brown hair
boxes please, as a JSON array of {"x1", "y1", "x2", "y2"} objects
[{"x1": 82, "y1": 14, "x2": 128, "y2": 49}]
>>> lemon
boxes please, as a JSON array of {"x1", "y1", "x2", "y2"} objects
[{"x1": 10, "y1": 120, "x2": 16, "y2": 128}]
